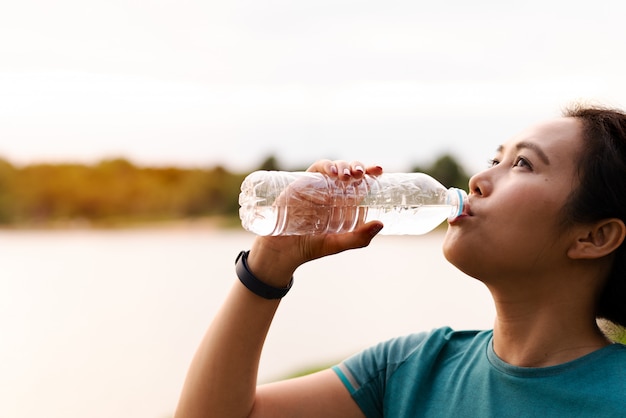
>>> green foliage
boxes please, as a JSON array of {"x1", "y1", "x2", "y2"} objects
[
  {"x1": 600, "y1": 320, "x2": 626, "y2": 344},
  {"x1": 257, "y1": 155, "x2": 282, "y2": 171},
  {"x1": 0, "y1": 153, "x2": 469, "y2": 227},
  {"x1": 411, "y1": 153, "x2": 470, "y2": 190},
  {"x1": 284, "y1": 362, "x2": 337, "y2": 379}
]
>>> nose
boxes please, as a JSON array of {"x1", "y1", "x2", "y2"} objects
[{"x1": 468, "y1": 168, "x2": 492, "y2": 197}]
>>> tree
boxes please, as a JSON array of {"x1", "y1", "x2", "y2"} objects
[
  {"x1": 256, "y1": 155, "x2": 282, "y2": 171},
  {"x1": 411, "y1": 153, "x2": 469, "y2": 190},
  {"x1": 0, "y1": 158, "x2": 16, "y2": 224}
]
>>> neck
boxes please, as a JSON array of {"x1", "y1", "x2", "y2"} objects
[{"x1": 488, "y1": 282, "x2": 610, "y2": 367}]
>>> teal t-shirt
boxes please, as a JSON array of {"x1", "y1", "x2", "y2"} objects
[{"x1": 333, "y1": 327, "x2": 626, "y2": 417}]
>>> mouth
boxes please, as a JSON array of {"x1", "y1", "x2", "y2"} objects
[
  {"x1": 462, "y1": 199, "x2": 473, "y2": 216},
  {"x1": 448, "y1": 199, "x2": 473, "y2": 224}
]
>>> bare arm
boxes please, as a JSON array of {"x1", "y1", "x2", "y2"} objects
[{"x1": 174, "y1": 161, "x2": 382, "y2": 418}]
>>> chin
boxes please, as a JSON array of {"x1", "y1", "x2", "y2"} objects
[
  {"x1": 442, "y1": 228, "x2": 483, "y2": 281},
  {"x1": 442, "y1": 226, "x2": 461, "y2": 259}
]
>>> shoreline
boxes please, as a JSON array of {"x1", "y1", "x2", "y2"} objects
[{"x1": 0, "y1": 215, "x2": 240, "y2": 232}]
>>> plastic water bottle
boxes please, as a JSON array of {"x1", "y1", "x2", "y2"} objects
[{"x1": 239, "y1": 170, "x2": 467, "y2": 236}]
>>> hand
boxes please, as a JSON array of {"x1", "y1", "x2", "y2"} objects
[{"x1": 247, "y1": 160, "x2": 384, "y2": 286}]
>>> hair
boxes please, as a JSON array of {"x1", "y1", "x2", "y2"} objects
[{"x1": 561, "y1": 103, "x2": 626, "y2": 329}]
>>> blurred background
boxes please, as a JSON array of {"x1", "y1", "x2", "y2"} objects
[{"x1": 1, "y1": 1, "x2": 626, "y2": 417}]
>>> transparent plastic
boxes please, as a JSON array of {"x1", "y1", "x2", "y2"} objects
[{"x1": 239, "y1": 171, "x2": 467, "y2": 236}]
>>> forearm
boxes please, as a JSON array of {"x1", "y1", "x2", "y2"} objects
[
  {"x1": 175, "y1": 281, "x2": 282, "y2": 418},
  {"x1": 174, "y1": 159, "x2": 382, "y2": 417},
  {"x1": 175, "y1": 245, "x2": 295, "y2": 418}
]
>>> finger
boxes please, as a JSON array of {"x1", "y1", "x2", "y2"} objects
[
  {"x1": 306, "y1": 160, "x2": 339, "y2": 176},
  {"x1": 350, "y1": 161, "x2": 366, "y2": 179},
  {"x1": 332, "y1": 160, "x2": 353, "y2": 180},
  {"x1": 322, "y1": 221, "x2": 384, "y2": 254},
  {"x1": 364, "y1": 164, "x2": 383, "y2": 176}
]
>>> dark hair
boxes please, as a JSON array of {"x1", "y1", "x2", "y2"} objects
[{"x1": 562, "y1": 104, "x2": 626, "y2": 328}]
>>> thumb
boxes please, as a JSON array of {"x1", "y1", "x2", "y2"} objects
[{"x1": 329, "y1": 221, "x2": 384, "y2": 252}]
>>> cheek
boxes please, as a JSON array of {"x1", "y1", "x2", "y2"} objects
[
  {"x1": 442, "y1": 211, "x2": 558, "y2": 279},
  {"x1": 499, "y1": 184, "x2": 567, "y2": 231},
  {"x1": 441, "y1": 183, "x2": 571, "y2": 277}
]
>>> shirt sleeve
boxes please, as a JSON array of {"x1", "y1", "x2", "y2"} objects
[{"x1": 332, "y1": 330, "x2": 436, "y2": 418}]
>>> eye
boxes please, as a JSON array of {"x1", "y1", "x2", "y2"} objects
[
  {"x1": 487, "y1": 158, "x2": 500, "y2": 168},
  {"x1": 513, "y1": 156, "x2": 532, "y2": 170}
]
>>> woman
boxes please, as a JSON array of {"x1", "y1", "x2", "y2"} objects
[{"x1": 175, "y1": 104, "x2": 626, "y2": 417}]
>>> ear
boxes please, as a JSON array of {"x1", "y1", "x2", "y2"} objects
[{"x1": 568, "y1": 218, "x2": 626, "y2": 260}]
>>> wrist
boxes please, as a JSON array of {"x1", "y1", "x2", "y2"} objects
[
  {"x1": 235, "y1": 251, "x2": 294, "y2": 300},
  {"x1": 248, "y1": 241, "x2": 300, "y2": 285}
]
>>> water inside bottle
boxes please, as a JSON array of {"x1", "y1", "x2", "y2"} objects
[
  {"x1": 243, "y1": 204, "x2": 454, "y2": 236},
  {"x1": 364, "y1": 205, "x2": 453, "y2": 235},
  {"x1": 242, "y1": 206, "x2": 280, "y2": 236}
]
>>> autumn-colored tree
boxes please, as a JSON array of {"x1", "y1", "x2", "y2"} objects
[{"x1": 0, "y1": 153, "x2": 470, "y2": 226}]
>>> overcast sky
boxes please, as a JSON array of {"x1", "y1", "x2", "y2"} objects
[{"x1": 1, "y1": 0, "x2": 625, "y2": 175}]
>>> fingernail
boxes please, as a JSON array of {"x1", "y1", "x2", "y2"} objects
[
  {"x1": 343, "y1": 168, "x2": 351, "y2": 176},
  {"x1": 330, "y1": 165, "x2": 338, "y2": 175},
  {"x1": 355, "y1": 165, "x2": 364, "y2": 173},
  {"x1": 369, "y1": 224, "x2": 383, "y2": 237}
]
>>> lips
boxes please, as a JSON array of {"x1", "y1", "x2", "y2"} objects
[
  {"x1": 449, "y1": 199, "x2": 473, "y2": 224},
  {"x1": 462, "y1": 199, "x2": 473, "y2": 216}
]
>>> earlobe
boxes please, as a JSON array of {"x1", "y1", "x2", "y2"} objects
[{"x1": 568, "y1": 218, "x2": 626, "y2": 259}]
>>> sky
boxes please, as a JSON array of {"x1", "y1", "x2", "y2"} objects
[{"x1": 1, "y1": 0, "x2": 626, "y2": 175}]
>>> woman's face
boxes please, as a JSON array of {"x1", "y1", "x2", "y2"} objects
[{"x1": 443, "y1": 117, "x2": 584, "y2": 284}]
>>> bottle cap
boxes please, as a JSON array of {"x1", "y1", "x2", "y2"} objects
[{"x1": 447, "y1": 188, "x2": 467, "y2": 221}]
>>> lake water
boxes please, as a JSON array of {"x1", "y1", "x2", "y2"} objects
[{"x1": 0, "y1": 227, "x2": 495, "y2": 418}]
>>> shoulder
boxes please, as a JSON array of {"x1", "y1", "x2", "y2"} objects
[
  {"x1": 337, "y1": 327, "x2": 490, "y2": 384},
  {"x1": 332, "y1": 327, "x2": 492, "y2": 416},
  {"x1": 594, "y1": 342, "x2": 626, "y2": 369},
  {"x1": 373, "y1": 326, "x2": 490, "y2": 362}
]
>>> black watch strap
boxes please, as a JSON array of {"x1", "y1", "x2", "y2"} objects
[{"x1": 235, "y1": 250, "x2": 293, "y2": 299}]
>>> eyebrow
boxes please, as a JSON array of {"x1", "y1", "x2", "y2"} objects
[{"x1": 496, "y1": 142, "x2": 550, "y2": 165}]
